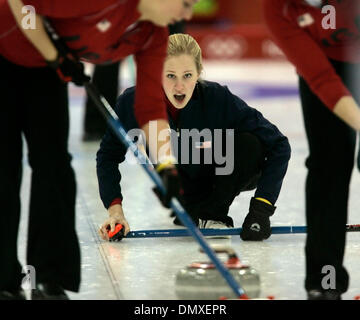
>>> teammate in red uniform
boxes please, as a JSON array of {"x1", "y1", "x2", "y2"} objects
[
  {"x1": 263, "y1": 0, "x2": 360, "y2": 299},
  {"x1": 0, "y1": 0, "x2": 197, "y2": 300}
]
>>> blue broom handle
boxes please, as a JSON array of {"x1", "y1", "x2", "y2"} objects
[
  {"x1": 125, "y1": 224, "x2": 359, "y2": 238},
  {"x1": 125, "y1": 226, "x2": 306, "y2": 238}
]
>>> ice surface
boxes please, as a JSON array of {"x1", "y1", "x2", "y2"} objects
[{"x1": 17, "y1": 60, "x2": 360, "y2": 300}]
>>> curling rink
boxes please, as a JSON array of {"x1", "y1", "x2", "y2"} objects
[{"x1": 18, "y1": 59, "x2": 360, "y2": 300}]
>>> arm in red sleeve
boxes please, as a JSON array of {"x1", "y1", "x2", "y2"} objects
[
  {"x1": 133, "y1": 24, "x2": 169, "y2": 127},
  {"x1": 25, "y1": 0, "x2": 121, "y2": 18},
  {"x1": 110, "y1": 198, "x2": 122, "y2": 207},
  {"x1": 262, "y1": 0, "x2": 351, "y2": 110}
]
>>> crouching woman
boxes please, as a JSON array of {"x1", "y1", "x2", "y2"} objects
[{"x1": 97, "y1": 34, "x2": 291, "y2": 241}]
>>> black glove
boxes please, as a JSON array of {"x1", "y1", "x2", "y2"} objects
[
  {"x1": 240, "y1": 197, "x2": 276, "y2": 241},
  {"x1": 153, "y1": 166, "x2": 182, "y2": 208},
  {"x1": 46, "y1": 53, "x2": 90, "y2": 86}
]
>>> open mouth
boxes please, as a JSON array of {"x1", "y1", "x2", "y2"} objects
[{"x1": 174, "y1": 94, "x2": 186, "y2": 103}]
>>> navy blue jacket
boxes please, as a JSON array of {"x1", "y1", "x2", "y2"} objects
[{"x1": 96, "y1": 80, "x2": 291, "y2": 209}]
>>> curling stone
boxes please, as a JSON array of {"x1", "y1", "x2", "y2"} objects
[{"x1": 175, "y1": 245, "x2": 260, "y2": 299}]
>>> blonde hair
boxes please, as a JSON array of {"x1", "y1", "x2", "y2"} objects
[{"x1": 167, "y1": 33, "x2": 203, "y2": 75}]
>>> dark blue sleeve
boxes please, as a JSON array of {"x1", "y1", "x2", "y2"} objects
[
  {"x1": 96, "y1": 88, "x2": 138, "y2": 209},
  {"x1": 223, "y1": 86, "x2": 291, "y2": 205}
]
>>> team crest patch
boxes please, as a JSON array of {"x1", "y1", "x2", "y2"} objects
[
  {"x1": 96, "y1": 19, "x2": 111, "y2": 32},
  {"x1": 297, "y1": 13, "x2": 314, "y2": 27}
]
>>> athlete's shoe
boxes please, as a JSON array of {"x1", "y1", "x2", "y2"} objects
[
  {"x1": 31, "y1": 283, "x2": 69, "y2": 300},
  {"x1": 307, "y1": 289, "x2": 342, "y2": 300},
  {"x1": 198, "y1": 219, "x2": 233, "y2": 239},
  {"x1": 0, "y1": 288, "x2": 26, "y2": 300}
]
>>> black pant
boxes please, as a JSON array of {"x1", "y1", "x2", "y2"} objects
[
  {"x1": 83, "y1": 61, "x2": 121, "y2": 135},
  {"x1": 299, "y1": 59, "x2": 360, "y2": 293},
  {"x1": 0, "y1": 55, "x2": 81, "y2": 292},
  {"x1": 181, "y1": 132, "x2": 265, "y2": 226}
]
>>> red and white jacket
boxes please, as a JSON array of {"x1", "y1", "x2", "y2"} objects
[
  {"x1": 0, "y1": 0, "x2": 169, "y2": 127},
  {"x1": 263, "y1": 0, "x2": 360, "y2": 110}
]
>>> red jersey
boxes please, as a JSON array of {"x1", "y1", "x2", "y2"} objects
[
  {"x1": 263, "y1": 0, "x2": 360, "y2": 110},
  {"x1": 0, "y1": 0, "x2": 169, "y2": 127}
]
